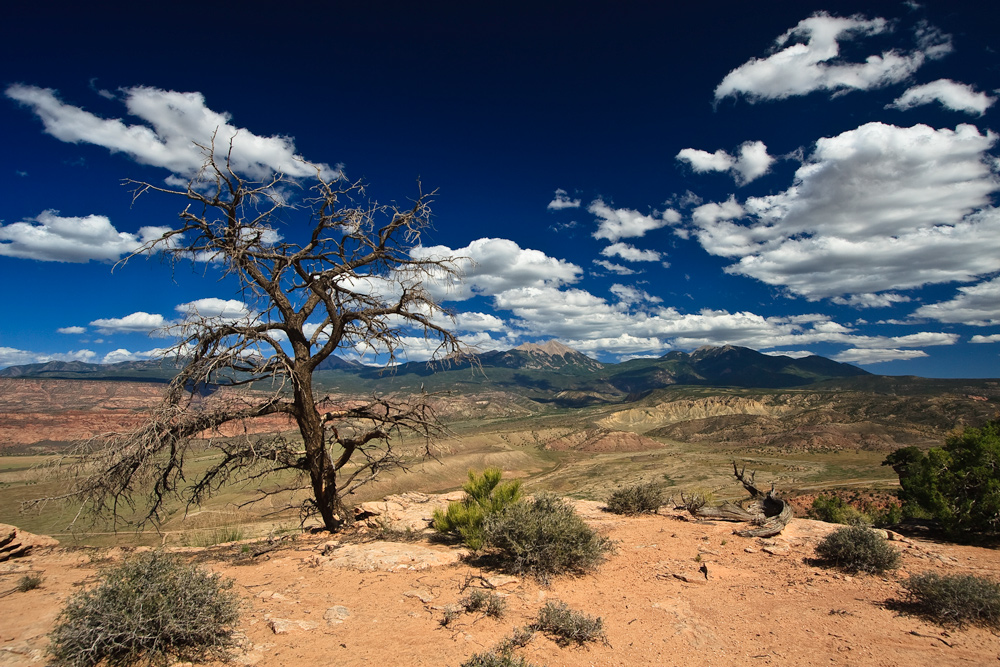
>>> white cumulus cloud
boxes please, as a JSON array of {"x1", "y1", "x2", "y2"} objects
[
  {"x1": 600, "y1": 242, "x2": 662, "y2": 263},
  {"x1": 971, "y1": 334, "x2": 1000, "y2": 344},
  {"x1": 90, "y1": 312, "x2": 170, "y2": 335},
  {"x1": 592, "y1": 259, "x2": 638, "y2": 275},
  {"x1": 0, "y1": 210, "x2": 171, "y2": 263},
  {"x1": 715, "y1": 12, "x2": 949, "y2": 103},
  {"x1": 412, "y1": 237, "x2": 582, "y2": 302},
  {"x1": 832, "y1": 348, "x2": 929, "y2": 364},
  {"x1": 610, "y1": 284, "x2": 662, "y2": 306},
  {"x1": 547, "y1": 188, "x2": 581, "y2": 210},
  {"x1": 6, "y1": 84, "x2": 338, "y2": 181},
  {"x1": 589, "y1": 199, "x2": 679, "y2": 242},
  {"x1": 831, "y1": 293, "x2": 912, "y2": 308},
  {"x1": 688, "y1": 122, "x2": 1000, "y2": 300},
  {"x1": 0, "y1": 347, "x2": 96, "y2": 369},
  {"x1": 175, "y1": 298, "x2": 253, "y2": 322},
  {"x1": 102, "y1": 348, "x2": 169, "y2": 364},
  {"x1": 676, "y1": 141, "x2": 775, "y2": 185},
  {"x1": 889, "y1": 79, "x2": 995, "y2": 115},
  {"x1": 913, "y1": 277, "x2": 1000, "y2": 325},
  {"x1": 57, "y1": 326, "x2": 87, "y2": 334}
]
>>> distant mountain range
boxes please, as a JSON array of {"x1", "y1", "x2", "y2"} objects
[{"x1": 0, "y1": 343, "x2": 869, "y2": 400}]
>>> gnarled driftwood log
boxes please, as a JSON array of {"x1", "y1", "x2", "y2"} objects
[{"x1": 691, "y1": 462, "x2": 792, "y2": 538}]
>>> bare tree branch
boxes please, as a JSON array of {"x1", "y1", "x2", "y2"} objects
[{"x1": 36, "y1": 144, "x2": 466, "y2": 532}]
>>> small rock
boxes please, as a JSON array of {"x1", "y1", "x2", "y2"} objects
[
  {"x1": 486, "y1": 575, "x2": 519, "y2": 588},
  {"x1": 268, "y1": 618, "x2": 317, "y2": 634},
  {"x1": 324, "y1": 606, "x2": 350, "y2": 624},
  {"x1": 672, "y1": 573, "x2": 707, "y2": 585},
  {"x1": 403, "y1": 589, "x2": 435, "y2": 603},
  {"x1": 762, "y1": 546, "x2": 789, "y2": 556},
  {"x1": 744, "y1": 547, "x2": 757, "y2": 553}
]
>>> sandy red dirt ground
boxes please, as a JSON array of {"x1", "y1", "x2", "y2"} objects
[{"x1": 3, "y1": 502, "x2": 1000, "y2": 667}]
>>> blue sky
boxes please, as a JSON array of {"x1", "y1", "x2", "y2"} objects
[{"x1": 2, "y1": 1, "x2": 999, "y2": 377}]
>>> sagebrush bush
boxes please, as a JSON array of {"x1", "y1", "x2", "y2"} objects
[
  {"x1": 483, "y1": 493, "x2": 613, "y2": 581},
  {"x1": 533, "y1": 600, "x2": 606, "y2": 646},
  {"x1": 460, "y1": 588, "x2": 507, "y2": 618},
  {"x1": 49, "y1": 551, "x2": 242, "y2": 667},
  {"x1": 814, "y1": 525, "x2": 901, "y2": 574},
  {"x1": 461, "y1": 648, "x2": 537, "y2": 667},
  {"x1": 16, "y1": 574, "x2": 43, "y2": 592},
  {"x1": 901, "y1": 572, "x2": 1000, "y2": 628},
  {"x1": 606, "y1": 482, "x2": 664, "y2": 515},
  {"x1": 433, "y1": 468, "x2": 523, "y2": 550}
]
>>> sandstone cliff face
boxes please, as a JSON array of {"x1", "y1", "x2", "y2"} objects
[
  {"x1": 0, "y1": 379, "x2": 298, "y2": 449},
  {"x1": 0, "y1": 379, "x2": 165, "y2": 449}
]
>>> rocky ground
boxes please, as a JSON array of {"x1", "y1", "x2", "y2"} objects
[{"x1": 2, "y1": 495, "x2": 999, "y2": 667}]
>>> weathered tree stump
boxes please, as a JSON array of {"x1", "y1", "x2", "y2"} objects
[{"x1": 691, "y1": 462, "x2": 792, "y2": 538}]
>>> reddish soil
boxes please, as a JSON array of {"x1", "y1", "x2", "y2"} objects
[
  {"x1": 0, "y1": 379, "x2": 163, "y2": 448},
  {"x1": 3, "y1": 503, "x2": 1000, "y2": 666}
]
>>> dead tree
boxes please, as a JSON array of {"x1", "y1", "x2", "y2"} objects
[
  {"x1": 34, "y1": 143, "x2": 465, "y2": 532},
  {"x1": 691, "y1": 462, "x2": 792, "y2": 538}
]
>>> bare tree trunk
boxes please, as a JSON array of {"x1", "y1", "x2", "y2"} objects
[{"x1": 290, "y1": 371, "x2": 340, "y2": 532}]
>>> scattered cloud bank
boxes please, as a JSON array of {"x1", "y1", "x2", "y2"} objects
[
  {"x1": 888, "y1": 79, "x2": 996, "y2": 115},
  {"x1": 687, "y1": 122, "x2": 1000, "y2": 300},
  {"x1": 715, "y1": 12, "x2": 951, "y2": 102},
  {"x1": 6, "y1": 85, "x2": 338, "y2": 180},
  {"x1": 913, "y1": 277, "x2": 1000, "y2": 325},
  {"x1": 0, "y1": 347, "x2": 96, "y2": 367},
  {"x1": 0, "y1": 210, "x2": 170, "y2": 263}
]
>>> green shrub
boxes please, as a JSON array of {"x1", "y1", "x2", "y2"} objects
[
  {"x1": 49, "y1": 551, "x2": 241, "y2": 667},
  {"x1": 460, "y1": 588, "x2": 507, "y2": 618},
  {"x1": 809, "y1": 495, "x2": 867, "y2": 525},
  {"x1": 433, "y1": 468, "x2": 523, "y2": 550},
  {"x1": 495, "y1": 626, "x2": 535, "y2": 653},
  {"x1": 865, "y1": 501, "x2": 904, "y2": 528},
  {"x1": 901, "y1": 572, "x2": 1000, "y2": 628},
  {"x1": 809, "y1": 494, "x2": 904, "y2": 528},
  {"x1": 463, "y1": 627, "x2": 538, "y2": 667},
  {"x1": 606, "y1": 482, "x2": 664, "y2": 515},
  {"x1": 814, "y1": 525, "x2": 901, "y2": 574},
  {"x1": 533, "y1": 600, "x2": 606, "y2": 646},
  {"x1": 883, "y1": 420, "x2": 1000, "y2": 536},
  {"x1": 16, "y1": 574, "x2": 43, "y2": 592},
  {"x1": 483, "y1": 493, "x2": 613, "y2": 582},
  {"x1": 461, "y1": 648, "x2": 538, "y2": 667}
]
